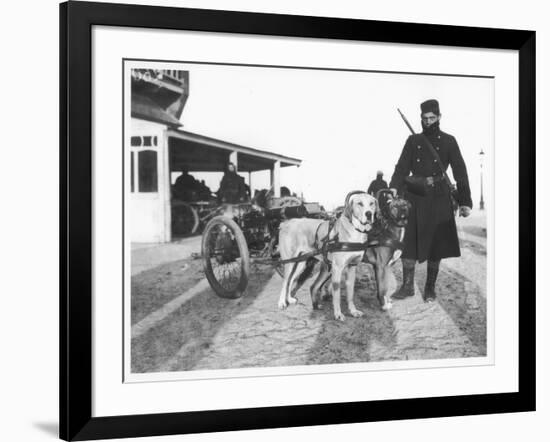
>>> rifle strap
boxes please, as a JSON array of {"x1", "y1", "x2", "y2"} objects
[
  {"x1": 420, "y1": 133, "x2": 459, "y2": 212},
  {"x1": 420, "y1": 133, "x2": 452, "y2": 186}
]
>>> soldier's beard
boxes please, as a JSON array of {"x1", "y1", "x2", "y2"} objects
[{"x1": 421, "y1": 120, "x2": 440, "y2": 135}]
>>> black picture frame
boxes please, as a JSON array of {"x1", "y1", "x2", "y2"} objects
[{"x1": 60, "y1": 1, "x2": 536, "y2": 440}]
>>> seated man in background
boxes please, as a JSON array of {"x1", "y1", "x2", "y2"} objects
[{"x1": 173, "y1": 166, "x2": 201, "y2": 201}]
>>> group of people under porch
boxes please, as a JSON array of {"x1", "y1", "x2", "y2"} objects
[
  {"x1": 173, "y1": 162, "x2": 298, "y2": 205},
  {"x1": 172, "y1": 162, "x2": 255, "y2": 204}
]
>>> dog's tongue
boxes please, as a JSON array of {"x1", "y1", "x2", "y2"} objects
[{"x1": 364, "y1": 224, "x2": 372, "y2": 232}]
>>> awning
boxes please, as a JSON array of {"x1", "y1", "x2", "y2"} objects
[
  {"x1": 167, "y1": 129, "x2": 301, "y2": 172},
  {"x1": 131, "y1": 93, "x2": 182, "y2": 128}
]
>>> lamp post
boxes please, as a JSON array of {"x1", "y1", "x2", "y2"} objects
[{"x1": 479, "y1": 148, "x2": 485, "y2": 210}]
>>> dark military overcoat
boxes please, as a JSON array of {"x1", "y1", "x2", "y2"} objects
[{"x1": 389, "y1": 128, "x2": 472, "y2": 263}]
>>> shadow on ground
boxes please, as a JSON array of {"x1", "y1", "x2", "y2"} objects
[
  {"x1": 131, "y1": 258, "x2": 205, "y2": 325},
  {"x1": 437, "y1": 266, "x2": 487, "y2": 354},
  {"x1": 305, "y1": 265, "x2": 398, "y2": 365},
  {"x1": 131, "y1": 263, "x2": 275, "y2": 373}
]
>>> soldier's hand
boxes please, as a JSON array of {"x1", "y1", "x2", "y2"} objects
[{"x1": 459, "y1": 206, "x2": 471, "y2": 217}]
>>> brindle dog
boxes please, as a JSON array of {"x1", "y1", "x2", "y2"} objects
[{"x1": 362, "y1": 189, "x2": 411, "y2": 310}]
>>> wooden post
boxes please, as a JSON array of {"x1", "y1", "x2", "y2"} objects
[
  {"x1": 271, "y1": 160, "x2": 281, "y2": 197},
  {"x1": 229, "y1": 151, "x2": 238, "y2": 170},
  {"x1": 162, "y1": 130, "x2": 172, "y2": 242}
]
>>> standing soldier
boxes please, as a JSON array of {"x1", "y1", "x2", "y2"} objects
[
  {"x1": 390, "y1": 99, "x2": 472, "y2": 302},
  {"x1": 367, "y1": 170, "x2": 388, "y2": 196}
]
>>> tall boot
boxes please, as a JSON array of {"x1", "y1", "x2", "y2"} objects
[
  {"x1": 423, "y1": 260, "x2": 440, "y2": 302},
  {"x1": 392, "y1": 259, "x2": 416, "y2": 300}
]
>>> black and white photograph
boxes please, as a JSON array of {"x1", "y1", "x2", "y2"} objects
[{"x1": 125, "y1": 61, "x2": 492, "y2": 379}]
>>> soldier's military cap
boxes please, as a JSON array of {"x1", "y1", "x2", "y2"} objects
[{"x1": 420, "y1": 99, "x2": 440, "y2": 115}]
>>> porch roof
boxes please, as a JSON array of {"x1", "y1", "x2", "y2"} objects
[{"x1": 167, "y1": 129, "x2": 301, "y2": 172}]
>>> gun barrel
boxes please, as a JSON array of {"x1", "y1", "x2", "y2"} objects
[{"x1": 398, "y1": 108, "x2": 416, "y2": 135}]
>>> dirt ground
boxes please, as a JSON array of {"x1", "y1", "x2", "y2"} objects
[{"x1": 130, "y1": 213, "x2": 487, "y2": 373}]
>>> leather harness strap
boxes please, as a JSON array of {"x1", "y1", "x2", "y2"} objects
[
  {"x1": 275, "y1": 212, "x2": 405, "y2": 266},
  {"x1": 317, "y1": 217, "x2": 337, "y2": 269},
  {"x1": 331, "y1": 237, "x2": 404, "y2": 253},
  {"x1": 276, "y1": 226, "x2": 403, "y2": 265}
]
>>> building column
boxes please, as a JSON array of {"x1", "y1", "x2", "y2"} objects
[
  {"x1": 229, "y1": 151, "x2": 238, "y2": 170},
  {"x1": 162, "y1": 130, "x2": 172, "y2": 242},
  {"x1": 271, "y1": 160, "x2": 281, "y2": 197}
]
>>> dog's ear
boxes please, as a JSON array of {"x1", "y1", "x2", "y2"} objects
[
  {"x1": 343, "y1": 195, "x2": 354, "y2": 221},
  {"x1": 374, "y1": 197, "x2": 380, "y2": 219},
  {"x1": 344, "y1": 190, "x2": 362, "y2": 207}
]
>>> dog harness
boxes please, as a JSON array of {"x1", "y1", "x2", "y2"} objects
[{"x1": 275, "y1": 215, "x2": 404, "y2": 267}]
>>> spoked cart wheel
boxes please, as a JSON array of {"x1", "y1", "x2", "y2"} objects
[{"x1": 202, "y1": 216, "x2": 250, "y2": 298}]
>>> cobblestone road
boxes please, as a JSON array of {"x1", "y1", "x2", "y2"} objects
[{"x1": 131, "y1": 217, "x2": 487, "y2": 374}]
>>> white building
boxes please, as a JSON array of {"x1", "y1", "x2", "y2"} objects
[{"x1": 129, "y1": 68, "x2": 301, "y2": 243}]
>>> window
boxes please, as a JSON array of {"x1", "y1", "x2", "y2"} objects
[
  {"x1": 131, "y1": 136, "x2": 157, "y2": 147},
  {"x1": 138, "y1": 150, "x2": 158, "y2": 192}
]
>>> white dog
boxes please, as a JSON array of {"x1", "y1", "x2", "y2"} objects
[{"x1": 278, "y1": 191, "x2": 377, "y2": 321}]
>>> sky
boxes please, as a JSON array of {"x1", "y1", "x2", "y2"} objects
[{"x1": 174, "y1": 62, "x2": 493, "y2": 211}]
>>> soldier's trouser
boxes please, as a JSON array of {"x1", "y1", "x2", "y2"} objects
[
  {"x1": 403, "y1": 258, "x2": 416, "y2": 270},
  {"x1": 424, "y1": 259, "x2": 441, "y2": 301}
]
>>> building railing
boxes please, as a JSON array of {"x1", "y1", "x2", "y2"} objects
[
  {"x1": 132, "y1": 69, "x2": 187, "y2": 90},
  {"x1": 161, "y1": 70, "x2": 186, "y2": 82}
]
